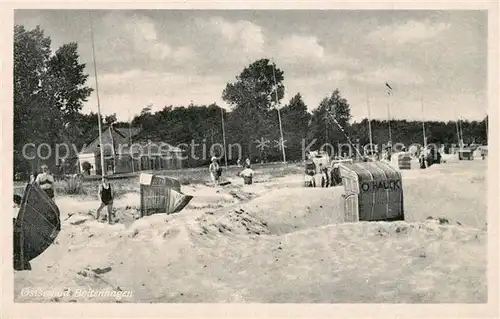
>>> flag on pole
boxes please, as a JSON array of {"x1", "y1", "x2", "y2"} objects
[{"x1": 385, "y1": 82, "x2": 393, "y2": 95}]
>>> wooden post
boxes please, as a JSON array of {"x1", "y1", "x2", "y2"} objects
[
  {"x1": 221, "y1": 107, "x2": 228, "y2": 168},
  {"x1": 90, "y1": 15, "x2": 106, "y2": 180}
]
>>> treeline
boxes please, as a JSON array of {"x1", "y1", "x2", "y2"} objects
[
  {"x1": 13, "y1": 24, "x2": 488, "y2": 174},
  {"x1": 349, "y1": 118, "x2": 488, "y2": 148},
  {"x1": 125, "y1": 103, "x2": 487, "y2": 167}
]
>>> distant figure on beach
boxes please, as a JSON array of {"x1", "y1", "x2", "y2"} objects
[
  {"x1": 29, "y1": 170, "x2": 38, "y2": 184},
  {"x1": 209, "y1": 157, "x2": 220, "y2": 187},
  {"x1": 35, "y1": 165, "x2": 55, "y2": 199},
  {"x1": 237, "y1": 157, "x2": 242, "y2": 167},
  {"x1": 319, "y1": 163, "x2": 330, "y2": 188},
  {"x1": 330, "y1": 163, "x2": 342, "y2": 186},
  {"x1": 240, "y1": 166, "x2": 254, "y2": 185},
  {"x1": 96, "y1": 176, "x2": 114, "y2": 224},
  {"x1": 304, "y1": 153, "x2": 317, "y2": 187},
  {"x1": 13, "y1": 194, "x2": 22, "y2": 206},
  {"x1": 244, "y1": 158, "x2": 251, "y2": 169}
]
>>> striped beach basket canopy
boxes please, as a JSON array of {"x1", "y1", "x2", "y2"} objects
[
  {"x1": 330, "y1": 158, "x2": 353, "y2": 168},
  {"x1": 338, "y1": 161, "x2": 404, "y2": 223},
  {"x1": 139, "y1": 173, "x2": 192, "y2": 217},
  {"x1": 390, "y1": 152, "x2": 412, "y2": 170},
  {"x1": 458, "y1": 149, "x2": 474, "y2": 160}
]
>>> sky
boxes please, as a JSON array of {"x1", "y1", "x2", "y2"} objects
[{"x1": 14, "y1": 9, "x2": 488, "y2": 123}]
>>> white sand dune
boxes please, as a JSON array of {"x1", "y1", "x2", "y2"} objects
[{"x1": 14, "y1": 161, "x2": 487, "y2": 303}]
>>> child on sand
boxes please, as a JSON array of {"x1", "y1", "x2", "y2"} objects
[
  {"x1": 240, "y1": 165, "x2": 254, "y2": 185},
  {"x1": 96, "y1": 176, "x2": 114, "y2": 224}
]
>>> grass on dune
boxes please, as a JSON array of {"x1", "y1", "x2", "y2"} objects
[{"x1": 48, "y1": 162, "x2": 304, "y2": 199}]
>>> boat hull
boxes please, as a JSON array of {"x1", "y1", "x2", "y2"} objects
[{"x1": 14, "y1": 183, "x2": 61, "y2": 270}]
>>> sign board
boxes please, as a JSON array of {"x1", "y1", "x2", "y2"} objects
[{"x1": 360, "y1": 179, "x2": 402, "y2": 192}]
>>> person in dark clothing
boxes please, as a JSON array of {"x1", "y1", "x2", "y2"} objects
[
  {"x1": 96, "y1": 176, "x2": 114, "y2": 224},
  {"x1": 436, "y1": 151, "x2": 442, "y2": 164},
  {"x1": 13, "y1": 194, "x2": 22, "y2": 206},
  {"x1": 330, "y1": 164, "x2": 342, "y2": 186},
  {"x1": 319, "y1": 163, "x2": 330, "y2": 188},
  {"x1": 216, "y1": 166, "x2": 223, "y2": 179}
]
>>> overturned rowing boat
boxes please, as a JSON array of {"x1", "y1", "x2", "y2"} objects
[{"x1": 13, "y1": 183, "x2": 61, "y2": 270}]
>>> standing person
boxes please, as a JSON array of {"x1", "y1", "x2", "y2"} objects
[
  {"x1": 240, "y1": 165, "x2": 254, "y2": 185},
  {"x1": 35, "y1": 165, "x2": 55, "y2": 199},
  {"x1": 386, "y1": 145, "x2": 392, "y2": 161},
  {"x1": 216, "y1": 162, "x2": 223, "y2": 181},
  {"x1": 209, "y1": 157, "x2": 220, "y2": 187},
  {"x1": 96, "y1": 176, "x2": 114, "y2": 224},
  {"x1": 319, "y1": 163, "x2": 330, "y2": 188},
  {"x1": 29, "y1": 169, "x2": 38, "y2": 184},
  {"x1": 330, "y1": 163, "x2": 341, "y2": 186},
  {"x1": 304, "y1": 153, "x2": 317, "y2": 187},
  {"x1": 244, "y1": 157, "x2": 251, "y2": 169},
  {"x1": 237, "y1": 157, "x2": 242, "y2": 167},
  {"x1": 419, "y1": 146, "x2": 430, "y2": 169}
]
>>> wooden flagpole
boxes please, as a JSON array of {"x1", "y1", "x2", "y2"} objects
[
  {"x1": 271, "y1": 58, "x2": 286, "y2": 163},
  {"x1": 453, "y1": 107, "x2": 461, "y2": 149},
  {"x1": 90, "y1": 15, "x2": 106, "y2": 179},
  {"x1": 221, "y1": 105, "x2": 228, "y2": 168},
  {"x1": 129, "y1": 110, "x2": 135, "y2": 173},
  {"x1": 458, "y1": 117, "x2": 464, "y2": 147},
  {"x1": 485, "y1": 114, "x2": 488, "y2": 143},
  {"x1": 421, "y1": 97, "x2": 427, "y2": 149},
  {"x1": 366, "y1": 87, "x2": 374, "y2": 156}
]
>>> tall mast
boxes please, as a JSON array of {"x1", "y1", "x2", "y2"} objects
[
  {"x1": 454, "y1": 107, "x2": 461, "y2": 148},
  {"x1": 385, "y1": 82, "x2": 394, "y2": 150},
  {"x1": 386, "y1": 102, "x2": 392, "y2": 147},
  {"x1": 129, "y1": 110, "x2": 135, "y2": 173},
  {"x1": 458, "y1": 118, "x2": 464, "y2": 147},
  {"x1": 271, "y1": 58, "x2": 286, "y2": 163},
  {"x1": 220, "y1": 104, "x2": 228, "y2": 168},
  {"x1": 366, "y1": 87, "x2": 374, "y2": 156},
  {"x1": 90, "y1": 15, "x2": 106, "y2": 179},
  {"x1": 485, "y1": 114, "x2": 488, "y2": 143},
  {"x1": 421, "y1": 97, "x2": 427, "y2": 149}
]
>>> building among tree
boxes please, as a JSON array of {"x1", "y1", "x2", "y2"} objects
[{"x1": 77, "y1": 125, "x2": 183, "y2": 176}]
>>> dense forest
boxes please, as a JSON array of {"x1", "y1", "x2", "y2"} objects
[{"x1": 14, "y1": 25, "x2": 488, "y2": 174}]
